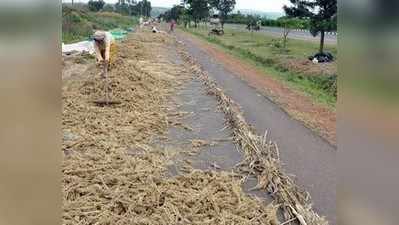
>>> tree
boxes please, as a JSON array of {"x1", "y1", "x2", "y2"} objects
[
  {"x1": 165, "y1": 5, "x2": 186, "y2": 21},
  {"x1": 185, "y1": 0, "x2": 210, "y2": 27},
  {"x1": 161, "y1": 4, "x2": 191, "y2": 27},
  {"x1": 160, "y1": 4, "x2": 191, "y2": 27},
  {"x1": 115, "y1": 0, "x2": 129, "y2": 15},
  {"x1": 88, "y1": 0, "x2": 105, "y2": 12},
  {"x1": 279, "y1": 18, "x2": 300, "y2": 49},
  {"x1": 115, "y1": 0, "x2": 138, "y2": 15},
  {"x1": 209, "y1": 0, "x2": 236, "y2": 29},
  {"x1": 171, "y1": 5, "x2": 184, "y2": 21},
  {"x1": 143, "y1": 0, "x2": 152, "y2": 17},
  {"x1": 284, "y1": 0, "x2": 337, "y2": 53},
  {"x1": 132, "y1": 0, "x2": 151, "y2": 17},
  {"x1": 103, "y1": 4, "x2": 115, "y2": 12}
]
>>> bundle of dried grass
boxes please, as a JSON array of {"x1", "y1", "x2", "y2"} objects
[{"x1": 178, "y1": 48, "x2": 328, "y2": 225}]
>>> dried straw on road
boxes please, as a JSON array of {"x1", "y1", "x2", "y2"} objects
[
  {"x1": 63, "y1": 32, "x2": 281, "y2": 225},
  {"x1": 179, "y1": 47, "x2": 328, "y2": 225}
]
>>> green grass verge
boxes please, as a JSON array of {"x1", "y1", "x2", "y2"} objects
[
  {"x1": 192, "y1": 25, "x2": 337, "y2": 59},
  {"x1": 182, "y1": 27, "x2": 337, "y2": 108},
  {"x1": 62, "y1": 6, "x2": 138, "y2": 43}
]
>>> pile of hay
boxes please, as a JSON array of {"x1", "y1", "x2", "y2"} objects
[
  {"x1": 64, "y1": 147, "x2": 279, "y2": 225},
  {"x1": 63, "y1": 32, "x2": 281, "y2": 225},
  {"x1": 178, "y1": 47, "x2": 328, "y2": 225}
]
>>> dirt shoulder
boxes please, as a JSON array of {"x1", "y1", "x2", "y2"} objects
[{"x1": 179, "y1": 31, "x2": 336, "y2": 145}]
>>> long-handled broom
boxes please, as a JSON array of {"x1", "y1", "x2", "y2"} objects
[{"x1": 93, "y1": 61, "x2": 121, "y2": 106}]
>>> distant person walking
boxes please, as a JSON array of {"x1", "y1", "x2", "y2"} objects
[
  {"x1": 170, "y1": 19, "x2": 176, "y2": 32},
  {"x1": 139, "y1": 16, "x2": 144, "y2": 29},
  {"x1": 257, "y1": 20, "x2": 262, "y2": 28}
]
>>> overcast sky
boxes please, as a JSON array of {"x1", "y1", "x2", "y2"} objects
[{"x1": 67, "y1": 0, "x2": 290, "y2": 12}]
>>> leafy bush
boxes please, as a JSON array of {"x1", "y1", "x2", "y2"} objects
[
  {"x1": 62, "y1": 5, "x2": 137, "y2": 43},
  {"x1": 308, "y1": 74, "x2": 337, "y2": 97},
  {"x1": 92, "y1": 12, "x2": 136, "y2": 30},
  {"x1": 88, "y1": 0, "x2": 105, "y2": 12},
  {"x1": 62, "y1": 7, "x2": 92, "y2": 43},
  {"x1": 269, "y1": 39, "x2": 283, "y2": 49}
]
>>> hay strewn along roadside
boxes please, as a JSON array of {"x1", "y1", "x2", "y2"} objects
[
  {"x1": 63, "y1": 32, "x2": 282, "y2": 225},
  {"x1": 178, "y1": 46, "x2": 328, "y2": 225}
]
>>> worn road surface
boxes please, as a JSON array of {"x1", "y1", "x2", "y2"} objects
[
  {"x1": 176, "y1": 33, "x2": 337, "y2": 225},
  {"x1": 163, "y1": 43, "x2": 274, "y2": 203},
  {"x1": 225, "y1": 23, "x2": 337, "y2": 45}
]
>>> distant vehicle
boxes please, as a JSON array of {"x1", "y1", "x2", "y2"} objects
[
  {"x1": 246, "y1": 20, "x2": 261, "y2": 32},
  {"x1": 208, "y1": 14, "x2": 224, "y2": 36}
]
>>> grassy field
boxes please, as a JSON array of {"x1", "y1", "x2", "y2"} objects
[
  {"x1": 62, "y1": 6, "x2": 138, "y2": 44},
  {"x1": 183, "y1": 26, "x2": 337, "y2": 108}
]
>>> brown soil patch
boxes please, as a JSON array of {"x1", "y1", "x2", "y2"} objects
[
  {"x1": 62, "y1": 54, "x2": 93, "y2": 80},
  {"x1": 180, "y1": 32, "x2": 336, "y2": 145},
  {"x1": 278, "y1": 57, "x2": 337, "y2": 76}
]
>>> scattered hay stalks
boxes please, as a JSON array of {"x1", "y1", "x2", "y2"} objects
[
  {"x1": 63, "y1": 33, "x2": 283, "y2": 225},
  {"x1": 64, "y1": 144, "x2": 281, "y2": 225},
  {"x1": 191, "y1": 139, "x2": 218, "y2": 148},
  {"x1": 179, "y1": 48, "x2": 328, "y2": 225}
]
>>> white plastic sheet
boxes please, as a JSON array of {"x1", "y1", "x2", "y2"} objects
[{"x1": 62, "y1": 41, "x2": 95, "y2": 54}]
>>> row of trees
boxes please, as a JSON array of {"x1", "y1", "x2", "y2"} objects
[
  {"x1": 160, "y1": 0, "x2": 236, "y2": 29},
  {"x1": 284, "y1": 0, "x2": 337, "y2": 53},
  {"x1": 161, "y1": 0, "x2": 336, "y2": 54},
  {"x1": 79, "y1": 0, "x2": 336, "y2": 55},
  {"x1": 88, "y1": 0, "x2": 105, "y2": 12},
  {"x1": 225, "y1": 12, "x2": 311, "y2": 30},
  {"x1": 87, "y1": 0, "x2": 152, "y2": 17}
]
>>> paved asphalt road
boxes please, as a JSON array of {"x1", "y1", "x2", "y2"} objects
[
  {"x1": 177, "y1": 33, "x2": 337, "y2": 225},
  {"x1": 225, "y1": 23, "x2": 337, "y2": 45}
]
